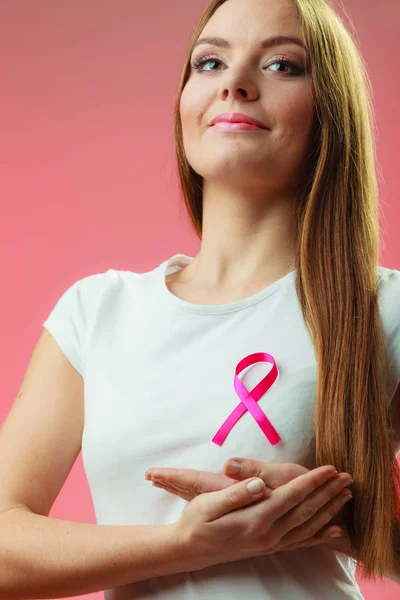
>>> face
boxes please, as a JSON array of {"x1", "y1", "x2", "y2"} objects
[{"x1": 180, "y1": 0, "x2": 316, "y2": 194}]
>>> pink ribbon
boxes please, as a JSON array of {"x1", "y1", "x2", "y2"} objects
[{"x1": 212, "y1": 352, "x2": 282, "y2": 446}]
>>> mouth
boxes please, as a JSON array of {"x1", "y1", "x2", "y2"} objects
[
  {"x1": 210, "y1": 122, "x2": 267, "y2": 131},
  {"x1": 209, "y1": 112, "x2": 268, "y2": 130}
]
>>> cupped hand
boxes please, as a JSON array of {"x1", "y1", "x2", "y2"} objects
[
  {"x1": 145, "y1": 459, "x2": 311, "y2": 501},
  {"x1": 161, "y1": 465, "x2": 354, "y2": 571},
  {"x1": 145, "y1": 459, "x2": 354, "y2": 552}
]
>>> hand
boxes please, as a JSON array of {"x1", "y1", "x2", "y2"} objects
[
  {"x1": 163, "y1": 465, "x2": 353, "y2": 572},
  {"x1": 145, "y1": 460, "x2": 311, "y2": 500},
  {"x1": 145, "y1": 459, "x2": 353, "y2": 551}
]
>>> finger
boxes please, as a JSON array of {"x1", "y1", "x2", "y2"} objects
[
  {"x1": 152, "y1": 478, "x2": 198, "y2": 499},
  {"x1": 223, "y1": 459, "x2": 309, "y2": 488},
  {"x1": 258, "y1": 465, "x2": 338, "y2": 523},
  {"x1": 223, "y1": 458, "x2": 263, "y2": 478},
  {"x1": 153, "y1": 474, "x2": 274, "y2": 503},
  {"x1": 279, "y1": 488, "x2": 352, "y2": 546},
  {"x1": 202, "y1": 477, "x2": 269, "y2": 522},
  {"x1": 223, "y1": 458, "x2": 282, "y2": 482},
  {"x1": 281, "y1": 525, "x2": 341, "y2": 552},
  {"x1": 151, "y1": 481, "x2": 194, "y2": 502},
  {"x1": 276, "y1": 472, "x2": 352, "y2": 536},
  {"x1": 147, "y1": 468, "x2": 233, "y2": 494},
  {"x1": 146, "y1": 467, "x2": 200, "y2": 482},
  {"x1": 151, "y1": 469, "x2": 233, "y2": 499}
]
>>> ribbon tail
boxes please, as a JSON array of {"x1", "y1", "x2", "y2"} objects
[
  {"x1": 212, "y1": 402, "x2": 247, "y2": 446},
  {"x1": 241, "y1": 391, "x2": 282, "y2": 446}
]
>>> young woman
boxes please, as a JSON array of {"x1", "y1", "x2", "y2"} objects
[{"x1": 0, "y1": 0, "x2": 399, "y2": 599}]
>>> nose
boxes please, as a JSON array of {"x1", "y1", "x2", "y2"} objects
[{"x1": 219, "y1": 66, "x2": 260, "y2": 102}]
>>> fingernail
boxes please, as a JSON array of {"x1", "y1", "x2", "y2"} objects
[
  {"x1": 329, "y1": 531, "x2": 342, "y2": 538},
  {"x1": 145, "y1": 470, "x2": 152, "y2": 480},
  {"x1": 247, "y1": 478, "x2": 265, "y2": 495},
  {"x1": 226, "y1": 461, "x2": 241, "y2": 474}
]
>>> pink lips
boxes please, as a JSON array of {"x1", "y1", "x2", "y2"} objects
[{"x1": 209, "y1": 112, "x2": 268, "y2": 130}]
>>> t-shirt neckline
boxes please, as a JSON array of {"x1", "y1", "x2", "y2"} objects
[{"x1": 158, "y1": 253, "x2": 297, "y2": 315}]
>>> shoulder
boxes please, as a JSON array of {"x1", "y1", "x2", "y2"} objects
[
  {"x1": 377, "y1": 265, "x2": 400, "y2": 290},
  {"x1": 54, "y1": 258, "x2": 163, "y2": 307},
  {"x1": 376, "y1": 266, "x2": 400, "y2": 350},
  {"x1": 72, "y1": 267, "x2": 146, "y2": 296},
  {"x1": 376, "y1": 267, "x2": 400, "y2": 422},
  {"x1": 377, "y1": 266, "x2": 400, "y2": 323},
  {"x1": 376, "y1": 265, "x2": 400, "y2": 351},
  {"x1": 44, "y1": 268, "x2": 128, "y2": 326},
  {"x1": 68, "y1": 264, "x2": 162, "y2": 318}
]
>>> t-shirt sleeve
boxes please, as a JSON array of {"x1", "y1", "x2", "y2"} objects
[
  {"x1": 378, "y1": 267, "x2": 400, "y2": 408},
  {"x1": 42, "y1": 270, "x2": 114, "y2": 377}
]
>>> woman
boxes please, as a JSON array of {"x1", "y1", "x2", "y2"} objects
[
  {"x1": 150, "y1": 0, "x2": 400, "y2": 589},
  {"x1": 1, "y1": 0, "x2": 399, "y2": 598}
]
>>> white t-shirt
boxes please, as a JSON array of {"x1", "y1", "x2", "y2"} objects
[{"x1": 42, "y1": 253, "x2": 400, "y2": 600}]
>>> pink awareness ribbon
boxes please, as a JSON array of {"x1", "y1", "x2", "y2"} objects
[{"x1": 212, "y1": 352, "x2": 282, "y2": 446}]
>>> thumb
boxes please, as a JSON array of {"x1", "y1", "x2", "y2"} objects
[
  {"x1": 202, "y1": 477, "x2": 268, "y2": 522},
  {"x1": 224, "y1": 459, "x2": 309, "y2": 488}
]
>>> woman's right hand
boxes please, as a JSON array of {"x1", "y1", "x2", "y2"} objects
[{"x1": 172, "y1": 465, "x2": 353, "y2": 572}]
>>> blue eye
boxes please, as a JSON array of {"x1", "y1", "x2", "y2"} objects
[{"x1": 191, "y1": 55, "x2": 305, "y2": 77}]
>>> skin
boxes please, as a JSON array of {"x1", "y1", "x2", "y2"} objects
[
  {"x1": 144, "y1": 460, "x2": 355, "y2": 555},
  {"x1": 177, "y1": 0, "x2": 315, "y2": 295}
]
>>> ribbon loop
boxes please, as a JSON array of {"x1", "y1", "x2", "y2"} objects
[{"x1": 212, "y1": 352, "x2": 281, "y2": 446}]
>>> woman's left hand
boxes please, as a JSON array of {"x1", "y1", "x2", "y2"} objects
[
  {"x1": 145, "y1": 459, "x2": 310, "y2": 501},
  {"x1": 144, "y1": 458, "x2": 353, "y2": 554}
]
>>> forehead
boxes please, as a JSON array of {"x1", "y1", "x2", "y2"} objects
[{"x1": 201, "y1": 0, "x2": 301, "y2": 39}]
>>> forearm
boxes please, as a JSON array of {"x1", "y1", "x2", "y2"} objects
[{"x1": 0, "y1": 507, "x2": 189, "y2": 599}]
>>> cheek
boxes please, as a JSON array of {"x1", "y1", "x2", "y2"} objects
[
  {"x1": 179, "y1": 90, "x2": 203, "y2": 165},
  {"x1": 278, "y1": 93, "x2": 315, "y2": 135},
  {"x1": 180, "y1": 83, "x2": 211, "y2": 134},
  {"x1": 179, "y1": 88, "x2": 189, "y2": 123},
  {"x1": 180, "y1": 87, "x2": 198, "y2": 128}
]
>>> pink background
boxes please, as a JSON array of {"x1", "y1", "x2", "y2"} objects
[{"x1": 1, "y1": 1, "x2": 399, "y2": 598}]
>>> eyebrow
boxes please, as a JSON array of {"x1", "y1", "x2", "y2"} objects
[{"x1": 193, "y1": 35, "x2": 305, "y2": 52}]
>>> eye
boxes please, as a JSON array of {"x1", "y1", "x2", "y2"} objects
[
  {"x1": 191, "y1": 55, "x2": 222, "y2": 72},
  {"x1": 191, "y1": 55, "x2": 305, "y2": 77},
  {"x1": 268, "y1": 60, "x2": 304, "y2": 75}
]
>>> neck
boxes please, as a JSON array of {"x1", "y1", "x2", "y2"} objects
[{"x1": 183, "y1": 186, "x2": 298, "y2": 289}]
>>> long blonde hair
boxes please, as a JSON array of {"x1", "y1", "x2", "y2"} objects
[{"x1": 172, "y1": 0, "x2": 400, "y2": 583}]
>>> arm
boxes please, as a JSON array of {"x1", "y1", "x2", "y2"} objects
[
  {"x1": 0, "y1": 507, "x2": 188, "y2": 599},
  {"x1": 0, "y1": 330, "x2": 190, "y2": 599},
  {"x1": 147, "y1": 454, "x2": 400, "y2": 586}
]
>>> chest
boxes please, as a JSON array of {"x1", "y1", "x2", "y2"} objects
[{"x1": 81, "y1": 302, "x2": 320, "y2": 492}]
